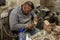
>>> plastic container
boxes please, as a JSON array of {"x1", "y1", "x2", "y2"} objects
[{"x1": 19, "y1": 29, "x2": 26, "y2": 40}]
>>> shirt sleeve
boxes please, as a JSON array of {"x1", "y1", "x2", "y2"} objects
[
  {"x1": 9, "y1": 9, "x2": 28, "y2": 31},
  {"x1": 31, "y1": 11, "x2": 37, "y2": 17}
]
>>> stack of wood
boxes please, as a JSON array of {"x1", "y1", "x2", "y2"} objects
[
  {"x1": 31, "y1": 30, "x2": 56, "y2": 40},
  {"x1": 44, "y1": 20, "x2": 60, "y2": 40},
  {"x1": 31, "y1": 20, "x2": 60, "y2": 40},
  {"x1": 53, "y1": 26, "x2": 60, "y2": 40}
]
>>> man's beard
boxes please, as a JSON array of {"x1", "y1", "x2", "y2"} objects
[
  {"x1": 23, "y1": 11, "x2": 30, "y2": 15},
  {"x1": 23, "y1": 13, "x2": 29, "y2": 15}
]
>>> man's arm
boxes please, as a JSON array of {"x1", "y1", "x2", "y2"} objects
[
  {"x1": 9, "y1": 9, "x2": 28, "y2": 31},
  {"x1": 32, "y1": 11, "x2": 38, "y2": 24},
  {"x1": 33, "y1": 16, "x2": 38, "y2": 25},
  {"x1": 31, "y1": 11, "x2": 38, "y2": 28}
]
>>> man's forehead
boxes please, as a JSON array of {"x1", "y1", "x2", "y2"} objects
[
  {"x1": 23, "y1": 4, "x2": 32, "y2": 9},
  {"x1": 24, "y1": 4, "x2": 30, "y2": 6}
]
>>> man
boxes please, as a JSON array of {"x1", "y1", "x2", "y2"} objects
[{"x1": 9, "y1": 1, "x2": 39, "y2": 35}]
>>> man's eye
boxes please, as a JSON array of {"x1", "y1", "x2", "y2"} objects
[{"x1": 24, "y1": 7, "x2": 27, "y2": 9}]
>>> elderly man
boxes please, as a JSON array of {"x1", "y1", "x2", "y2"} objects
[{"x1": 9, "y1": 1, "x2": 39, "y2": 35}]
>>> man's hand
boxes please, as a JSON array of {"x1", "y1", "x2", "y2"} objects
[
  {"x1": 33, "y1": 16, "x2": 38, "y2": 26},
  {"x1": 28, "y1": 23, "x2": 35, "y2": 30},
  {"x1": 28, "y1": 16, "x2": 38, "y2": 30}
]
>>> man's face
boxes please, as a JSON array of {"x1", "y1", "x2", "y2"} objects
[{"x1": 22, "y1": 4, "x2": 32, "y2": 15}]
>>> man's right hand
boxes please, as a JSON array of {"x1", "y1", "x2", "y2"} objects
[{"x1": 28, "y1": 23, "x2": 35, "y2": 30}]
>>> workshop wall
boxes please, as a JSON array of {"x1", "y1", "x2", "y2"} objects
[
  {"x1": 40, "y1": 0, "x2": 56, "y2": 11},
  {"x1": 56, "y1": 0, "x2": 60, "y2": 11}
]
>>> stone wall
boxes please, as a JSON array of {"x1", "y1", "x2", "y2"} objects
[
  {"x1": 56, "y1": 0, "x2": 60, "y2": 11},
  {"x1": 40, "y1": 0, "x2": 56, "y2": 11}
]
